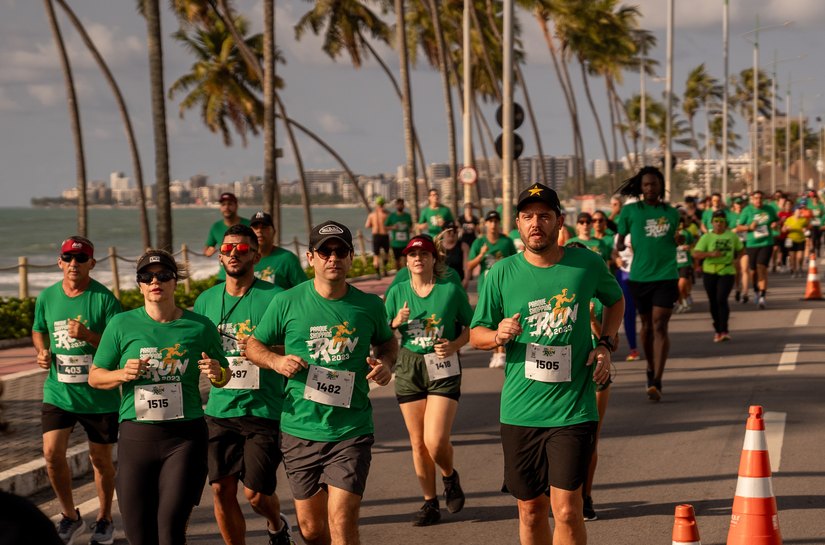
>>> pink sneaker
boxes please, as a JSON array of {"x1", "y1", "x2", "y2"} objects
[{"x1": 625, "y1": 349, "x2": 640, "y2": 361}]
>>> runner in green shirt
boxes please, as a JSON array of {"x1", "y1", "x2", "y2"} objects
[
  {"x1": 674, "y1": 218, "x2": 696, "y2": 314},
  {"x1": 805, "y1": 190, "x2": 825, "y2": 257},
  {"x1": 615, "y1": 166, "x2": 682, "y2": 401},
  {"x1": 591, "y1": 210, "x2": 615, "y2": 265},
  {"x1": 566, "y1": 212, "x2": 607, "y2": 257},
  {"x1": 735, "y1": 190, "x2": 779, "y2": 308},
  {"x1": 246, "y1": 220, "x2": 398, "y2": 544},
  {"x1": 470, "y1": 182, "x2": 624, "y2": 543},
  {"x1": 204, "y1": 192, "x2": 251, "y2": 258},
  {"x1": 700, "y1": 193, "x2": 736, "y2": 233},
  {"x1": 90, "y1": 249, "x2": 229, "y2": 545},
  {"x1": 417, "y1": 188, "x2": 455, "y2": 237},
  {"x1": 386, "y1": 197, "x2": 414, "y2": 270},
  {"x1": 249, "y1": 210, "x2": 307, "y2": 290},
  {"x1": 31, "y1": 236, "x2": 121, "y2": 544}
]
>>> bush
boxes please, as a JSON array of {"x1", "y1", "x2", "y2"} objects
[{"x1": 0, "y1": 297, "x2": 36, "y2": 340}]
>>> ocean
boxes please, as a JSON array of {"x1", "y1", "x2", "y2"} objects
[{"x1": 0, "y1": 206, "x2": 369, "y2": 297}]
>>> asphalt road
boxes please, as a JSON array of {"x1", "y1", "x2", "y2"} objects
[{"x1": 32, "y1": 272, "x2": 825, "y2": 545}]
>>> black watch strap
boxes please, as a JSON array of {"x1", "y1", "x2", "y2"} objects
[{"x1": 597, "y1": 335, "x2": 614, "y2": 351}]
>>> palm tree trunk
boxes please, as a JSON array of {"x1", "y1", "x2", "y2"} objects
[
  {"x1": 55, "y1": 0, "x2": 150, "y2": 249},
  {"x1": 478, "y1": 0, "x2": 503, "y2": 102},
  {"x1": 143, "y1": 0, "x2": 172, "y2": 250},
  {"x1": 560, "y1": 56, "x2": 585, "y2": 192},
  {"x1": 396, "y1": 0, "x2": 419, "y2": 219},
  {"x1": 263, "y1": 0, "x2": 280, "y2": 244},
  {"x1": 274, "y1": 96, "x2": 312, "y2": 238},
  {"x1": 606, "y1": 85, "x2": 619, "y2": 191},
  {"x1": 579, "y1": 61, "x2": 610, "y2": 185},
  {"x1": 515, "y1": 64, "x2": 548, "y2": 185},
  {"x1": 609, "y1": 81, "x2": 632, "y2": 169},
  {"x1": 43, "y1": 0, "x2": 87, "y2": 236},
  {"x1": 474, "y1": 101, "x2": 499, "y2": 204}
]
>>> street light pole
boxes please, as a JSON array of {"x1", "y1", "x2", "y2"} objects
[
  {"x1": 640, "y1": 54, "x2": 646, "y2": 167},
  {"x1": 767, "y1": 53, "x2": 806, "y2": 194},
  {"x1": 752, "y1": 15, "x2": 759, "y2": 191},
  {"x1": 786, "y1": 77, "x2": 791, "y2": 191},
  {"x1": 722, "y1": 0, "x2": 729, "y2": 195},
  {"x1": 665, "y1": 0, "x2": 673, "y2": 198},
  {"x1": 501, "y1": 0, "x2": 513, "y2": 233},
  {"x1": 462, "y1": 0, "x2": 473, "y2": 206},
  {"x1": 800, "y1": 95, "x2": 805, "y2": 192}
]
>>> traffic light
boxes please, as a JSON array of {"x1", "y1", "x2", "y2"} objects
[{"x1": 495, "y1": 103, "x2": 524, "y2": 160}]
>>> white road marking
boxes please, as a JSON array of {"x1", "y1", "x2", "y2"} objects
[
  {"x1": 794, "y1": 309, "x2": 812, "y2": 327},
  {"x1": 764, "y1": 411, "x2": 786, "y2": 474},
  {"x1": 777, "y1": 343, "x2": 800, "y2": 372}
]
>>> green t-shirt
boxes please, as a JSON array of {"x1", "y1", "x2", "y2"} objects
[
  {"x1": 737, "y1": 205, "x2": 779, "y2": 248},
  {"x1": 676, "y1": 229, "x2": 694, "y2": 268},
  {"x1": 469, "y1": 235, "x2": 518, "y2": 290},
  {"x1": 194, "y1": 280, "x2": 285, "y2": 420},
  {"x1": 254, "y1": 247, "x2": 307, "y2": 290},
  {"x1": 565, "y1": 237, "x2": 605, "y2": 258},
  {"x1": 205, "y1": 217, "x2": 251, "y2": 248},
  {"x1": 384, "y1": 279, "x2": 474, "y2": 354},
  {"x1": 693, "y1": 230, "x2": 744, "y2": 275},
  {"x1": 418, "y1": 206, "x2": 454, "y2": 237},
  {"x1": 616, "y1": 202, "x2": 680, "y2": 282},
  {"x1": 470, "y1": 249, "x2": 623, "y2": 428},
  {"x1": 592, "y1": 231, "x2": 615, "y2": 262},
  {"x1": 390, "y1": 266, "x2": 462, "y2": 289},
  {"x1": 93, "y1": 308, "x2": 229, "y2": 423},
  {"x1": 253, "y1": 281, "x2": 394, "y2": 442},
  {"x1": 806, "y1": 200, "x2": 825, "y2": 227},
  {"x1": 32, "y1": 280, "x2": 122, "y2": 414},
  {"x1": 385, "y1": 211, "x2": 414, "y2": 248}
]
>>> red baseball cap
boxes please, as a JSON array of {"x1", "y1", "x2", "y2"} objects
[
  {"x1": 219, "y1": 192, "x2": 237, "y2": 203},
  {"x1": 60, "y1": 237, "x2": 94, "y2": 258},
  {"x1": 402, "y1": 235, "x2": 437, "y2": 256}
]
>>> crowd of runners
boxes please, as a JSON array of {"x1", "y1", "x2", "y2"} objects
[{"x1": 24, "y1": 171, "x2": 820, "y2": 545}]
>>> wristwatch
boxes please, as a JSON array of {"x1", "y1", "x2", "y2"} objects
[{"x1": 597, "y1": 335, "x2": 615, "y2": 352}]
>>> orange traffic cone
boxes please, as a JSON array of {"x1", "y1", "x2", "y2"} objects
[
  {"x1": 802, "y1": 253, "x2": 823, "y2": 300},
  {"x1": 672, "y1": 504, "x2": 701, "y2": 544},
  {"x1": 727, "y1": 405, "x2": 782, "y2": 545}
]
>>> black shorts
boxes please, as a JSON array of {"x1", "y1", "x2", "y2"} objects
[
  {"x1": 746, "y1": 246, "x2": 773, "y2": 270},
  {"x1": 628, "y1": 279, "x2": 679, "y2": 313},
  {"x1": 372, "y1": 234, "x2": 390, "y2": 256},
  {"x1": 41, "y1": 403, "x2": 118, "y2": 444},
  {"x1": 206, "y1": 415, "x2": 282, "y2": 495},
  {"x1": 501, "y1": 422, "x2": 597, "y2": 499},
  {"x1": 280, "y1": 432, "x2": 374, "y2": 499},
  {"x1": 678, "y1": 266, "x2": 694, "y2": 281},
  {"x1": 391, "y1": 246, "x2": 405, "y2": 260},
  {"x1": 788, "y1": 241, "x2": 805, "y2": 252}
]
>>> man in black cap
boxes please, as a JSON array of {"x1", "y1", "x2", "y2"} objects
[
  {"x1": 246, "y1": 220, "x2": 398, "y2": 545},
  {"x1": 470, "y1": 182, "x2": 624, "y2": 544},
  {"x1": 204, "y1": 192, "x2": 251, "y2": 257},
  {"x1": 250, "y1": 210, "x2": 308, "y2": 290}
]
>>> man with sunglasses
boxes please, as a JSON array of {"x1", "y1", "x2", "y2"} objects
[
  {"x1": 204, "y1": 192, "x2": 251, "y2": 258},
  {"x1": 247, "y1": 220, "x2": 398, "y2": 545},
  {"x1": 194, "y1": 225, "x2": 294, "y2": 545},
  {"x1": 32, "y1": 236, "x2": 122, "y2": 545},
  {"x1": 249, "y1": 211, "x2": 307, "y2": 290}
]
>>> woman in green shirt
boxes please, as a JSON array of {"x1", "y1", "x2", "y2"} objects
[
  {"x1": 90, "y1": 250, "x2": 229, "y2": 545},
  {"x1": 385, "y1": 235, "x2": 473, "y2": 527}
]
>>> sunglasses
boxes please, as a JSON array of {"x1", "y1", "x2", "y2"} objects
[
  {"x1": 60, "y1": 253, "x2": 90, "y2": 264},
  {"x1": 136, "y1": 271, "x2": 177, "y2": 284},
  {"x1": 592, "y1": 219, "x2": 606, "y2": 224},
  {"x1": 577, "y1": 220, "x2": 592, "y2": 225},
  {"x1": 219, "y1": 243, "x2": 252, "y2": 256},
  {"x1": 314, "y1": 246, "x2": 351, "y2": 260}
]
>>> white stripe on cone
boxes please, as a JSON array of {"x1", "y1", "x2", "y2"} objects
[
  {"x1": 742, "y1": 429, "x2": 768, "y2": 451},
  {"x1": 808, "y1": 274, "x2": 819, "y2": 282},
  {"x1": 734, "y1": 475, "x2": 774, "y2": 498},
  {"x1": 672, "y1": 541, "x2": 701, "y2": 545}
]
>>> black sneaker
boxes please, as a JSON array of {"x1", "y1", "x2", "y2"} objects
[
  {"x1": 734, "y1": 290, "x2": 741, "y2": 302},
  {"x1": 412, "y1": 500, "x2": 441, "y2": 526},
  {"x1": 583, "y1": 495, "x2": 598, "y2": 521},
  {"x1": 443, "y1": 470, "x2": 465, "y2": 513},
  {"x1": 89, "y1": 518, "x2": 114, "y2": 545},
  {"x1": 268, "y1": 514, "x2": 296, "y2": 545},
  {"x1": 57, "y1": 509, "x2": 83, "y2": 545}
]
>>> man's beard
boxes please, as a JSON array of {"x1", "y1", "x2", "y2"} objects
[{"x1": 225, "y1": 261, "x2": 253, "y2": 278}]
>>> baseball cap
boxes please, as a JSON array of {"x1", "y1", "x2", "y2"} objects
[
  {"x1": 402, "y1": 235, "x2": 437, "y2": 256},
  {"x1": 485, "y1": 210, "x2": 501, "y2": 222},
  {"x1": 136, "y1": 250, "x2": 177, "y2": 274},
  {"x1": 441, "y1": 220, "x2": 457, "y2": 232},
  {"x1": 219, "y1": 192, "x2": 237, "y2": 203},
  {"x1": 60, "y1": 237, "x2": 94, "y2": 258},
  {"x1": 711, "y1": 210, "x2": 728, "y2": 220},
  {"x1": 250, "y1": 211, "x2": 274, "y2": 227},
  {"x1": 516, "y1": 183, "x2": 562, "y2": 214},
  {"x1": 576, "y1": 212, "x2": 592, "y2": 223},
  {"x1": 309, "y1": 220, "x2": 354, "y2": 250}
]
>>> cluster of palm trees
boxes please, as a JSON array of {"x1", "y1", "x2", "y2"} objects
[{"x1": 43, "y1": 0, "x2": 816, "y2": 249}]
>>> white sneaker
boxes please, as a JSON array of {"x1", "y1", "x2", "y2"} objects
[{"x1": 488, "y1": 353, "x2": 506, "y2": 369}]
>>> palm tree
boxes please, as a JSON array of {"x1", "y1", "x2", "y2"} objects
[
  {"x1": 645, "y1": 93, "x2": 692, "y2": 173},
  {"x1": 262, "y1": 0, "x2": 280, "y2": 241},
  {"x1": 732, "y1": 67, "x2": 773, "y2": 168},
  {"x1": 43, "y1": 0, "x2": 87, "y2": 236},
  {"x1": 683, "y1": 63, "x2": 723, "y2": 160},
  {"x1": 395, "y1": 0, "x2": 419, "y2": 218}
]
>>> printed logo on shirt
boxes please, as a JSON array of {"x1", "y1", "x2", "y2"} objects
[
  {"x1": 713, "y1": 239, "x2": 734, "y2": 253},
  {"x1": 407, "y1": 313, "x2": 445, "y2": 349},
  {"x1": 219, "y1": 320, "x2": 255, "y2": 354},
  {"x1": 524, "y1": 289, "x2": 580, "y2": 338},
  {"x1": 754, "y1": 212, "x2": 769, "y2": 224},
  {"x1": 52, "y1": 315, "x2": 89, "y2": 350},
  {"x1": 254, "y1": 267, "x2": 275, "y2": 283},
  {"x1": 306, "y1": 322, "x2": 360, "y2": 363},
  {"x1": 644, "y1": 217, "x2": 672, "y2": 238},
  {"x1": 138, "y1": 344, "x2": 190, "y2": 382}
]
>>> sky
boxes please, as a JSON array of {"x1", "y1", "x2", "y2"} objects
[{"x1": 1, "y1": 0, "x2": 824, "y2": 206}]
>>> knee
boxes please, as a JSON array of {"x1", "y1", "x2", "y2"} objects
[
  {"x1": 552, "y1": 500, "x2": 582, "y2": 526},
  {"x1": 246, "y1": 490, "x2": 267, "y2": 511},
  {"x1": 211, "y1": 479, "x2": 237, "y2": 500},
  {"x1": 424, "y1": 436, "x2": 450, "y2": 462},
  {"x1": 298, "y1": 516, "x2": 327, "y2": 543},
  {"x1": 88, "y1": 451, "x2": 113, "y2": 472},
  {"x1": 518, "y1": 499, "x2": 550, "y2": 528},
  {"x1": 409, "y1": 435, "x2": 429, "y2": 456},
  {"x1": 43, "y1": 446, "x2": 66, "y2": 467}
]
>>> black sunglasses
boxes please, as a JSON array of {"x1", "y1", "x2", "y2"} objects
[
  {"x1": 314, "y1": 246, "x2": 351, "y2": 260},
  {"x1": 60, "y1": 253, "x2": 90, "y2": 264},
  {"x1": 136, "y1": 271, "x2": 177, "y2": 284}
]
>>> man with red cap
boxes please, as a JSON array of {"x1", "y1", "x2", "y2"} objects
[
  {"x1": 204, "y1": 192, "x2": 251, "y2": 258},
  {"x1": 32, "y1": 236, "x2": 122, "y2": 545}
]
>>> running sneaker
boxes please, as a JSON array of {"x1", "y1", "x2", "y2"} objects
[
  {"x1": 57, "y1": 509, "x2": 83, "y2": 545},
  {"x1": 625, "y1": 349, "x2": 640, "y2": 361},
  {"x1": 713, "y1": 333, "x2": 723, "y2": 343},
  {"x1": 412, "y1": 500, "x2": 441, "y2": 527},
  {"x1": 582, "y1": 495, "x2": 598, "y2": 521},
  {"x1": 646, "y1": 385, "x2": 662, "y2": 402},
  {"x1": 721, "y1": 332, "x2": 731, "y2": 341},
  {"x1": 88, "y1": 519, "x2": 113, "y2": 545},
  {"x1": 488, "y1": 352, "x2": 506, "y2": 369},
  {"x1": 758, "y1": 296, "x2": 766, "y2": 309},
  {"x1": 443, "y1": 469, "x2": 465, "y2": 513},
  {"x1": 741, "y1": 294, "x2": 749, "y2": 304},
  {"x1": 673, "y1": 302, "x2": 685, "y2": 314},
  {"x1": 734, "y1": 290, "x2": 741, "y2": 302},
  {"x1": 268, "y1": 514, "x2": 296, "y2": 545}
]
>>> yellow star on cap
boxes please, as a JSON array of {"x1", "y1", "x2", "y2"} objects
[{"x1": 528, "y1": 185, "x2": 543, "y2": 197}]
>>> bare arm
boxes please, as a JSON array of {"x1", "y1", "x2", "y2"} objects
[
  {"x1": 67, "y1": 318, "x2": 102, "y2": 348},
  {"x1": 470, "y1": 313, "x2": 521, "y2": 351},
  {"x1": 33, "y1": 331, "x2": 51, "y2": 370},
  {"x1": 372, "y1": 335, "x2": 398, "y2": 372},
  {"x1": 246, "y1": 336, "x2": 307, "y2": 378},
  {"x1": 89, "y1": 358, "x2": 147, "y2": 390},
  {"x1": 204, "y1": 246, "x2": 216, "y2": 257}
]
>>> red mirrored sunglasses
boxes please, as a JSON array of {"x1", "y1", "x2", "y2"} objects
[{"x1": 220, "y1": 243, "x2": 252, "y2": 256}]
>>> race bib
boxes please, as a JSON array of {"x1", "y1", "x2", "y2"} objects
[
  {"x1": 303, "y1": 365, "x2": 355, "y2": 408},
  {"x1": 424, "y1": 352, "x2": 460, "y2": 381},
  {"x1": 56, "y1": 354, "x2": 92, "y2": 384},
  {"x1": 754, "y1": 224, "x2": 769, "y2": 239},
  {"x1": 395, "y1": 230, "x2": 408, "y2": 242},
  {"x1": 224, "y1": 357, "x2": 260, "y2": 390},
  {"x1": 525, "y1": 343, "x2": 571, "y2": 383},
  {"x1": 134, "y1": 383, "x2": 183, "y2": 421},
  {"x1": 812, "y1": 218, "x2": 821, "y2": 227},
  {"x1": 784, "y1": 238, "x2": 794, "y2": 249},
  {"x1": 676, "y1": 249, "x2": 689, "y2": 265}
]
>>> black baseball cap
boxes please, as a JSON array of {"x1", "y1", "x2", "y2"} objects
[
  {"x1": 441, "y1": 220, "x2": 457, "y2": 232},
  {"x1": 309, "y1": 220, "x2": 353, "y2": 250},
  {"x1": 485, "y1": 210, "x2": 501, "y2": 221},
  {"x1": 136, "y1": 250, "x2": 177, "y2": 273},
  {"x1": 711, "y1": 209, "x2": 728, "y2": 220},
  {"x1": 219, "y1": 192, "x2": 237, "y2": 203},
  {"x1": 250, "y1": 211, "x2": 274, "y2": 227},
  {"x1": 517, "y1": 183, "x2": 562, "y2": 214}
]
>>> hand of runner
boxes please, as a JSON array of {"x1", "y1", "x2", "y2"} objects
[
  {"x1": 67, "y1": 318, "x2": 90, "y2": 342},
  {"x1": 479, "y1": 243, "x2": 489, "y2": 256},
  {"x1": 366, "y1": 356, "x2": 392, "y2": 386},
  {"x1": 586, "y1": 345, "x2": 611, "y2": 384},
  {"x1": 36, "y1": 348, "x2": 51, "y2": 369},
  {"x1": 273, "y1": 354, "x2": 308, "y2": 378},
  {"x1": 123, "y1": 358, "x2": 149, "y2": 382},
  {"x1": 495, "y1": 313, "x2": 522, "y2": 345},
  {"x1": 394, "y1": 301, "x2": 410, "y2": 328},
  {"x1": 433, "y1": 338, "x2": 456, "y2": 358},
  {"x1": 199, "y1": 352, "x2": 223, "y2": 381}
]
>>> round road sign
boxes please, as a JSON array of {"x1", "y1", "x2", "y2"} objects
[{"x1": 459, "y1": 166, "x2": 478, "y2": 185}]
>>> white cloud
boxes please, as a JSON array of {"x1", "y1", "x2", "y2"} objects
[
  {"x1": 633, "y1": 0, "x2": 825, "y2": 29},
  {"x1": 0, "y1": 88, "x2": 19, "y2": 111},
  {"x1": 317, "y1": 113, "x2": 348, "y2": 134},
  {"x1": 27, "y1": 84, "x2": 60, "y2": 106}
]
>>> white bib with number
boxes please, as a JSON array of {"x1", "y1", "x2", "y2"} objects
[
  {"x1": 303, "y1": 365, "x2": 355, "y2": 408},
  {"x1": 395, "y1": 230, "x2": 408, "y2": 242},
  {"x1": 784, "y1": 237, "x2": 794, "y2": 249},
  {"x1": 525, "y1": 343, "x2": 572, "y2": 383},
  {"x1": 754, "y1": 224, "x2": 769, "y2": 239},
  {"x1": 56, "y1": 354, "x2": 92, "y2": 384},
  {"x1": 424, "y1": 352, "x2": 460, "y2": 381},
  {"x1": 134, "y1": 383, "x2": 184, "y2": 421},
  {"x1": 224, "y1": 357, "x2": 260, "y2": 390},
  {"x1": 676, "y1": 249, "x2": 689, "y2": 265}
]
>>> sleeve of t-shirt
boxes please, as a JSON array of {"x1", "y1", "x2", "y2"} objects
[
  {"x1": 286, "y1": 254, "x2": 308, "y2": 287},
  {"x1": 693, "y1": 234, "x2": 709, "y2": 254},
  {"x1": 192, "y1": 292, "x2": 209, "y2": 321},
  {"x1": 32, "y1": 292, "x2": 47, "y2": 334},
  {"x1": 593, "y1": 257, "x2": 623, "y2": 307},
  {"x1": 418, "y1": 210, "x2": 427, "y2": 223},
  {"x1": 737, "y1": 209, "x2": 750, "y2": 226},
  {"x1": 104, "y1": 291, "x2": 123, "y2": 323},
  {"x1": 616, "y1": 207, "x2": 629, "y2": 236},
  {"x1": 444, "y1": 208, "x2": 455, "y2": 222},
  {"x1": 202, "y1": 321, "x2": 230, "y2": 369},
  {"x1": 470, "y1": 266, "x2": 504, "y2": 329},
  {"x1": 254, "y1": 292, "x2": 286, "y2": 346},
  {"x1": 370, "y1": 295, "x2": 394, "y2": 345},
  {"x1": 383, "y1": 214, "x2": 393, "y2": 227},
  {"x1": 504, "y1": 237, "x2": 517, "y2": 256},
  {"x1": 205, "y1": 222, "x2": 218, "y2": 248},
  {"x1": 734, "y1": 235, "x2": 744, "y2": 252},
  {"x1": 468, "y1": 238, "x2": 482, "y2": 260},
  {"x1": 384, "y1": 285, "x2": 400, "y2": 324},
  {"x1": 93, "y1": 315, "x2": 122, "y2": 370}
]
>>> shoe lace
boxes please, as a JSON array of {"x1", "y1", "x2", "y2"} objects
[
  {"x1": 90, "y1": 519, "x2": 110, "y2": 535},
  {"x1": 58, "y1": 514, "x2": 79, "y2": 534}
]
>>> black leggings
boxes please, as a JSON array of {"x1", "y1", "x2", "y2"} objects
[
  {"x1": 117, "y1": 419, "x2": 208, "y2": 545},
  {"x1": 703, "y1": 273, "x2": 735, "y2": 334}
]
